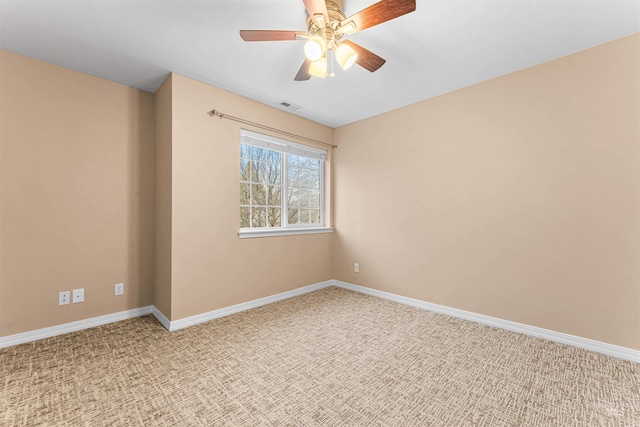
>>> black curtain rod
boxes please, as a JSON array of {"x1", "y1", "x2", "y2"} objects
[{"x1": 207, "y1": 109, "x2": 337, "y2": 149}]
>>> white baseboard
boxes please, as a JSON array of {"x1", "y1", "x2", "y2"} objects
[
  {"x1": 3, "y1": 281, "x2": 638, "y2": 364},
  {"x1": 0, "y1": 282, "x2": 335, "y2": 347},
  {"x1": 166, "y1": 280, "x2": 334, "y2": 331},
  {"x1": 0, "y1": 306, "x2": 153, "y2": 349},
  {"x1": 332, "y1": 280, "x2": 640, "y2": 363}
]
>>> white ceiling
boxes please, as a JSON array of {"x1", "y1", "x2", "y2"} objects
[{"x1": 1, "y1": 1, "x2": 638, "y2": 128}]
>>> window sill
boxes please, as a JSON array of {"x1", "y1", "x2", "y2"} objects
[{"x1": 238, "y1": 227, "x2": 334, "y2": 239}]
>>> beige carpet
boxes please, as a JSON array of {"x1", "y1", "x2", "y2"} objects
[{"x1": 1, "y1": 287, "x2": 639, "y2": 426}]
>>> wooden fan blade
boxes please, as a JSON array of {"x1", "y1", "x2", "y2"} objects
[
  {"x1": 240, "y1": 30, "x2": 307, "y2": 41},
  {"x1": 337, "y1": 0, "x2": 416, "y2": 35},
  {"x1": 294, "y1": 59, "x2": 312, "y2": 81},
  {"x1": 341, "y1": 40, "x2": 386, "y2": 72},
  {"x1": 302, "y1": 0, "x2": 329, "y2": 27}
]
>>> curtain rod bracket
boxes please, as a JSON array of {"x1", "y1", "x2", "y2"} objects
[{"x1": 207, "y1": 110, "x2": 224, "y2": 119}]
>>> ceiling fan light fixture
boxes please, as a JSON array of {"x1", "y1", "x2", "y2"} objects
[
  {"x1": 239, "y1": 0, "x2": 417, "y2": 80},
  {"x1": 335, "y1": 43, "x2": 358, "y2": 70},
  {"x1": 309, "y1": 58, "x2": 327, "y2": 78},
  {"x1": 304, "y1": 36, "x2": 325, "y2": 61}
]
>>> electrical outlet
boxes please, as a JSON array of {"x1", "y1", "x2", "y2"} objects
[
  {"x1": 354, "y1": 263, "x2": 360, "y2": 273},
  {"x1": 115, "y1": 283, "x2": 124, "y2": 296},
  {"x1": 72, "y1": 288, "x2": 84, "y2": 303},
  {"x1": 59, "y1": 291, "x2": 70, "y2": 305}
]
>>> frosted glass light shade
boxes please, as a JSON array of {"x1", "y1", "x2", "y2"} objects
[
  {"x1": 309, "y1": 58, "x2": 327, "y2": 78},
  {"x1": 304, "y1": 37, "x2": 325, "y2": 61},
  {"x1": 335, "y1": 43, "x2": 358, "y2": 70}
]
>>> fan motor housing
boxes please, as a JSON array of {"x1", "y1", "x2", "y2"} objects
[{"x1": 306, "y1": 0, "x2": 348, "y2": 45}]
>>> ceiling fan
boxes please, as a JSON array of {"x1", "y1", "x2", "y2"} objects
[{"x1": 239, "y1": 0, "x2": 416, "y2": 80}]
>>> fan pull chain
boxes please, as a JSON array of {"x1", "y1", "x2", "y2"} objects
[{"x1": 329, "y1": 49, "x2": 335, "y2": 77}]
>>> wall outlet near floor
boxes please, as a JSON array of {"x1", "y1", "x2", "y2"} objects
[
  {"x1": 354, "y1": 263, "x2": 360, "y2": 273},
  {"x1": 72, "y1": 288, "x2": 84, "y2": 303},
  {"x1": 115, "y1": 283, "x2": 124, "y2": 296},
  {"x1": 58, "y1": 291, "x2": 70, "y2": 306}
]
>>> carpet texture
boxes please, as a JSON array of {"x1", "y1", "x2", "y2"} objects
[{"x1": 1, "y1": 286, "x2": 639, "y2": 426}]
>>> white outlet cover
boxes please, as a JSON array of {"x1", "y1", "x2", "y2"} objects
[
  {"x1": 72, "y1": 288, "x2": 84, "y2": 303},
  {"x1": 115, "y1": 283, "x2": 124, "y2": 295},
  {"x1": 58, "y1": 291, "x2": 70, "y2": 306}
]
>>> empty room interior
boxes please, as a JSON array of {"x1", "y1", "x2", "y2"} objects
[{"x1": 1, "y1": 0, "x2": 639, "y2": 425}]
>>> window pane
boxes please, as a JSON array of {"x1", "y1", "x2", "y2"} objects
[
  {"x1": 269, "y1": 185, "x2": 281, "y2": 206},
  {"x1": 288, "y1": 154, "x2": 299, "y2": 167},
  {"x1": 288, "y1": 166, "x2": 299, "y2": 187},
  {"x1": 310, "y1": 209, "x2": 320, "y2": 224},
  {"x1": 251, "y1": 207, "x2": 266, "y2": 227},
  {"x1": 240, "y1": 183, "x2": 250, "y2": 205},
  {"x1": 267, "y1": 162, "x2": 281, "y2": 185},
  {"x1": 240, "y1": 159, "x2": 248, "y2": 179},
  {"x1": 300, "y1": 168, "x2": 310, "y2": 188},
  {"x1": 240, "y1": 206, "x2": 251, "y2": 228},
  {"x1": 254, "y1": 161, "x2": 266, "y2": 182},
  {"x1": 309, "y1": 189, "x2": 319, "y2": 208},
  {"x1": 299, "y1": 188, "x2": 309, "y2": 207},
  {"x1": 268, "y1": 208, "x2": 281, "y2": 227},
  {"x1": 310, "y1": 169, "x2": 320, "y2": 188},
  {"x1": 300, "y1": 209, "x2": 310, "y2": 223},
  {"x1": 245, "y1": 161, "x2": 258, "y2": 182},
  {"x1": 252, "y1": 146, "x2": 267, "y2": 161},
  {"x1": 240, "y1": 144, "x2": 251, "y2": 159},
  {"x1": 309, "y1": 159, "x2": 320, "y2": 170},
  {"x1": 288, "y1": 187, "x2": 299, "y2": 207},
  {"x1": 268, "y1": 150, "x2": 281, "y2": 164},
  {"x1": 299, "y1": 156, "x2": 310, "y2": 168},
  {"x1": 251, "y1": 184, "x2": 265, "y2": 206},
  {"x1": 288, "y1": 208, "x2": 299, "y2": 224}
]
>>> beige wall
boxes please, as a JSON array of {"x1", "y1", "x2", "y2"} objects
[
  {"x1": 333, "y1": 35, "x2": 640, "y2": 350},
  {"x1": 164, "y1": 73, "x2": 334, "y2": 320},
  {"x1": 0, "y1": 50, "x2": 155, "y2": 336}
]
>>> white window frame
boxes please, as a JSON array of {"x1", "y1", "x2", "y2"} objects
[{"x1": 239, "y1": 129, "x2": 333, "y2": 239}]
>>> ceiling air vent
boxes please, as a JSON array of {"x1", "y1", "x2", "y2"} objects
[{"x1": 278, "y1": 100, "x2": 302, "y2": 111}]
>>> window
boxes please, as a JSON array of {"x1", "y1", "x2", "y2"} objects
[{"x1": 240, "y1": 129, "x2": 331, "y2": 238}]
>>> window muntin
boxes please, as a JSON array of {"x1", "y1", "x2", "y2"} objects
[{"x1": 240, "y1": 130, "x2": 326, "y2": 230}]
